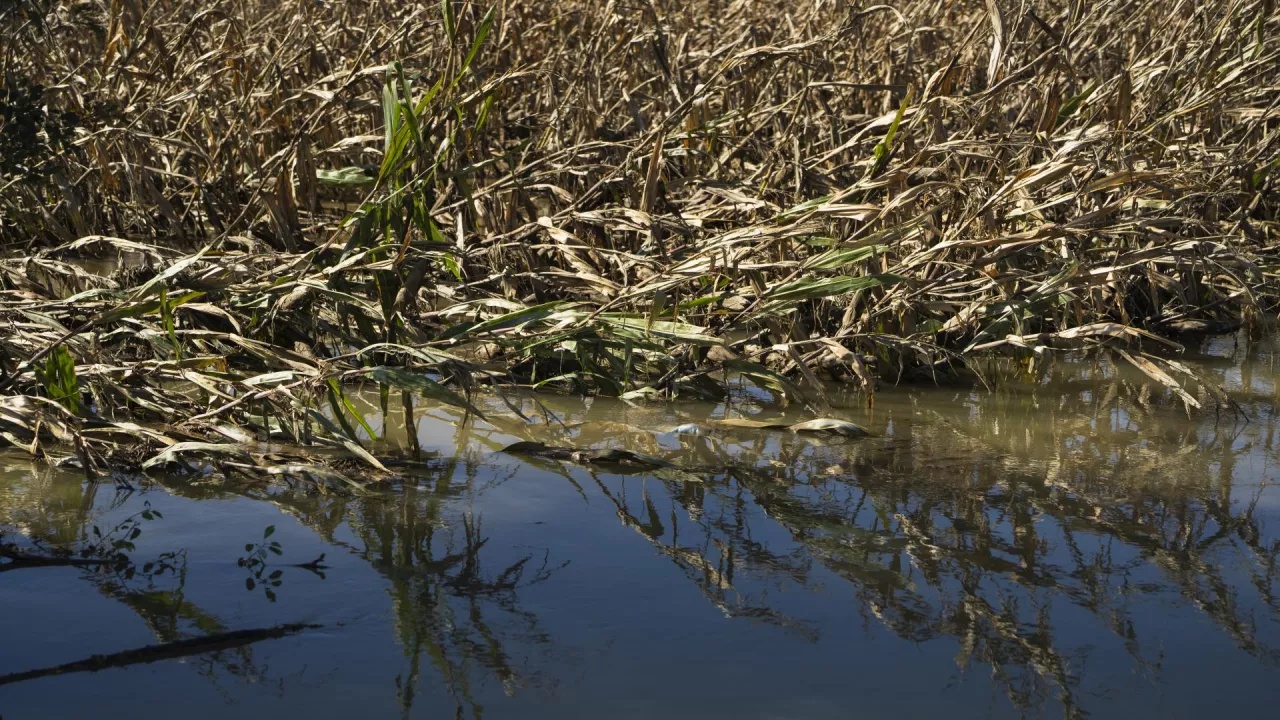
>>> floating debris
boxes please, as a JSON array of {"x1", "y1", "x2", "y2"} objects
[
  {"x1": 787, "y1": 418, "x2": 872, "y2": 438},
  {"x1": 708, "y1": 417, "x2": 871, "y2": 437},
  {"x1": 503, "y1": 441, "x2": 673, "y2": 469},
  {"x1": 709, "y1": 418, "x2": 793, "y2": 431}
]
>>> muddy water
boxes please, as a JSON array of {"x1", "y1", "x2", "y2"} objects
[{"x1": 2, "y1": 335, "x2": 1279, "y2": 719}]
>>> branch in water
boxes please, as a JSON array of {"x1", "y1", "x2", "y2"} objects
[
  {"x1": 0, "y1": 548, "x2": 124, "y2": 573},
  {"x1": 0, "y1": 623, "x2": 322, "y2": 686}
]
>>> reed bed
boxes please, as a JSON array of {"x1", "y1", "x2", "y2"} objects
[{"x1": 1, "y1": 0, "x2": 1278, "y2": 470}]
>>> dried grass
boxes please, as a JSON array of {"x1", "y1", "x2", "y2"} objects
[{"x1": 1, "y1": 0, "x2": 1278, "y2": 462}]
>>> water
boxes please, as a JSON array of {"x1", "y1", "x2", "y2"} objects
[{"x1": 2, "y1": 335, "x2": 1279, "y2": 719}]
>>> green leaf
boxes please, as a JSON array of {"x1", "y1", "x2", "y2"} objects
[
  {"x1": 871, "y1": 90, "x2": 911, "y2": 176},
  {"x1": 598, "y1": 314, "x2": 719, "y2": 345},
  {"x1": 141, "y1": 442, "x2": 255, "y2": 470},
  {"x1": 762, "y1": 273, "x2": 907, "y2": 304},
  {"x1": 382, "y1": 71, "x2": 399, "y2": 155},
  {"x1": 395, "y1": 64, "x2": 425, "y2": 154},
  {"x1": 97, "y1": 290, "x2": 205, "y2": 325},
  {"x1": 128, "y1": 247, "x2": 208, "y2": 302},
  {"x1": 722, "y1": 359, "x2": 808, "y2": 404},
  {"x1": 440, "y1": 300, "x2": 567, "y2": 340},
  {"x1": 443, "y1": 253, "x2": 463, "y2": 281},
  {"x1": 37, "y1": 346, "x2": 83, "y2": 415},
  {"x1": 805, "y1": 244, "x2": 885, "y2": 270},
  {"x1": 160, "y1": 287, "x2": 182, "y2": 361},
  {"x1": 459, "y1": 6, "x2": 497, "y2": 82},
  {"x1": 1252, "y1": 157, "x2": 1280, "y2": 190},
  {"x1": 1056, "y1": 80, "x2": 1098, "y2": 127},
  {"x1": 776, "y1": 194, "x2": 832, "y2": 220},
  {"x1": 316, "y1": 166, "x2": 377, "y2": 187},
  {"x1": 355, "y1": 342, "x2": 469, "y2": 366},
  {"x1": 326, "y1": 377, "x2": 378, "y2": 442},
  {"x1": 440, "y1": 0, "x2": 456, "y2": 40},
  {"x1": 412, "y1": 200, "x2": 448, "y2": 247},
  {"x1": 475, "y1": 92, "x2": 495, "y2": 131},
  {"x1": 363, "y1": 366, "x2": 487, "y2": 420}
]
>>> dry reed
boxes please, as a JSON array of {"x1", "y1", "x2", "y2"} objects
[{"x1": 0, "y1": 0, "x2": 1278, "y2": 468}]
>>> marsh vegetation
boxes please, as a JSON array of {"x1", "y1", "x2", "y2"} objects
[
  {"x1": 2, "y1": 2, "x2": 1280, "y2": 716},
  {"x1": 0, "y1": 0, "x2": 1276, "y2": 478}
]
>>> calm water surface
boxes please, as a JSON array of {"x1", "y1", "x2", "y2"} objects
[{"x1": 2, "y1": 335, "x2": 1279, "y2": 719}]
